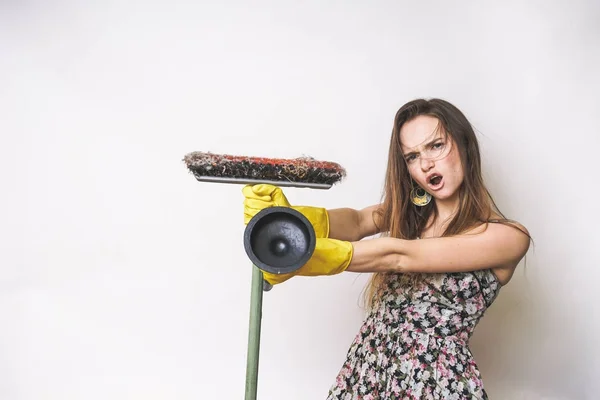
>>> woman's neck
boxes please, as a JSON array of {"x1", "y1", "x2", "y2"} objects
[{"x1": 425, "y1": 196, "x2": 459, "y2": 237}]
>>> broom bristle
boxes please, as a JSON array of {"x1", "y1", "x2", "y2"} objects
[{"x1": 183, "y1": 151, "x2": 346, "y2": 186}]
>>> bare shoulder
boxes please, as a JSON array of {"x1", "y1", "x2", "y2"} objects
[
  {"x1": 482, "y1": 217, "x2": 531, "y2": 285},
  {"x1": 465, "y1": 214, "x2": 530, "y2": 239},
  {"x1": 489, "y1": 221, "x2": 530, "y2": 256},
  {"x1": 471, "y1": 217, "x2": 530, "y2": 252},
  {"x1": 488, "y1": 217, "x2": 530, "y2": 247}
]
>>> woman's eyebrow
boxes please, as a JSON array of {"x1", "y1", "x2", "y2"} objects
[{"x1": 402, "y1": 138, "x2": 443, "y2": 156}]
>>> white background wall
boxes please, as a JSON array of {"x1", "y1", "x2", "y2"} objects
[{"x1": 1, "y1": 1, "x2": 599, "y2": 399}]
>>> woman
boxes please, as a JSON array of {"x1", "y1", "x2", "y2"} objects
[{"x1": 242, "y1": 98, "x2": 531, "y2": 399}]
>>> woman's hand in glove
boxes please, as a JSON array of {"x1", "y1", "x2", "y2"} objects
[{"x1": 242, "y1": 184, "x2": 330, "y2": 238}]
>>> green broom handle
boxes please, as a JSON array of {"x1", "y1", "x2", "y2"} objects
[{"x1": 245, "y1": 264, "x2": 268, "y2": 399}]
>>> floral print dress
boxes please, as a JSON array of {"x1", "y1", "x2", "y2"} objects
[{"x1": 326, "y1": 269, "x2": 501, "y2": 399}]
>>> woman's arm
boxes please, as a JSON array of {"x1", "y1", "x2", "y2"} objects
[
  {"x1": 327, "y1": 204, "x2": 381, "y2": 242},
  {"x1": 345, "y1": 222, "x2": 530, "y2": 275}
]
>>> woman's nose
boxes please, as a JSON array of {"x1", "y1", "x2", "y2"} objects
[{"x1": 420, "y1": 157, "x2": 434, "y2": 171}]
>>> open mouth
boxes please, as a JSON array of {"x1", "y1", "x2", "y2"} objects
[{"x1": 427, "y1": 174, "x2": 443, "y2": 189}]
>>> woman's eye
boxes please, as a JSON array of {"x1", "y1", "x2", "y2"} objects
[
  {"x1": 405, "y1": 155, "x2": 417, "y2": 162},
  {"x1": 432, "y1": 142, "x2": 444, "y2": 149}
]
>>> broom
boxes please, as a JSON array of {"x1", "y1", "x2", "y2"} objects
[{"x1": 183, "y1": 151, "x2": 346, "y2": 400}]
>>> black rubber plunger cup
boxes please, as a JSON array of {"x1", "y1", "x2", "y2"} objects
[{"x1": 244, "y1": 206, "x2": 316, "y2": 276}]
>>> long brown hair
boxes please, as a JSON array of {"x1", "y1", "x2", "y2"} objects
[{"x1": 364, "y1": 98, "x2": 524, "y2": 307}]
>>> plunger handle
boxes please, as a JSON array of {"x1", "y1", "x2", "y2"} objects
[
  {"x1": 244, "y1": 264, "x2": 264, "y2": 400},
  {"x1": 244, "y1": 273, "x2": 271, "y2": 399}
]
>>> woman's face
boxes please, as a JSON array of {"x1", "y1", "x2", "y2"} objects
[{"x1": 400, "y1": 115, "x2": 464, "y2": 203}]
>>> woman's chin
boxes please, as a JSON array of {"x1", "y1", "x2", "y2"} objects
[{"x1": 432, "y1": 190, "x2": 459, "y2": 203}]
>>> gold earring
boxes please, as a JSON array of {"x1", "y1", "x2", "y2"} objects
[{"x1": 410, "y1": 187, "x2": 432, "y2": 207}]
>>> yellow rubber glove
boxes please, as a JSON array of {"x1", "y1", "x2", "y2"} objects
[
  {"x1": 242, "y1": 184, "x2": 349, "y2": 285},
  {"x1": 242, "y1": 184, "x2": 329, "y2": 238},
  {"x1": 262, "y1": 238, "x2": 354, "y2": 285}
]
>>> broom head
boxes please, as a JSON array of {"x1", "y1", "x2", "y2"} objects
[{"x1": 183, "y1": 151, "x2": 346, "y2": 189}]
